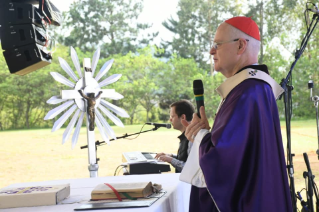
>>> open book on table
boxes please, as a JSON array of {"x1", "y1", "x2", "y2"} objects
[
  {"x1": 91, "y1": 181, "x2": 161, "y2": 200},
  {"x1": 75, "y1": 182, "x2": 164, "y2": 210}
]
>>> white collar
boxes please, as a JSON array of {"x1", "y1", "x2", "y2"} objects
[{"x1": 216, "y1": 68, "x2": 284, "y2": 100}]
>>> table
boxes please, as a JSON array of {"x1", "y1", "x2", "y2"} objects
[{"x1": 1, "y1": 173, "x2": 191, "y2": 212}]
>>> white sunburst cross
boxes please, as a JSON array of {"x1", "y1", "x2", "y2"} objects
[{"x1": 44, "y1": 47, "x2": 129, "y2": 177}]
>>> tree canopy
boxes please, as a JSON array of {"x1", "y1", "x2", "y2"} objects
[{"x1": 59, "y1": 0, "x2": 157, "y2": 57}]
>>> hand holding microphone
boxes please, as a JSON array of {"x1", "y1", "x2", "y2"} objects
[
  {"x1": 183, "y1": 106, "x2": 210, "y2": 142},
  {"x1": 191, "y1": 79, "x2": 210, "y2": 130},
  {"x1": 193, "y1": 79, "x2": 205, "y2": 118}
]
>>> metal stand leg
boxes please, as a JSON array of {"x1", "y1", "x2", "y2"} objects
[
  {"x1": 315, "y1": 101, "x2": 319, "y2": 160},
  {"x1": 88, "y1": 164, "x2": 99, "y2": 178}
]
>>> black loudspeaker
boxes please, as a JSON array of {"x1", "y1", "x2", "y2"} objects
[
  {"x1": 1, "y1": 24, "x2": 47, "y2": 50},
  {"x1": 1, "y1": 3, "x2": 42, "y2": 26},
  {"x1": 3, "y1": 43, "x2": 52, "y2": 75},
  {"x1": 0, "y1": 0, "x2": 60, "y2": 75},
  {"x1": 9, "y1": 0, "x2": 39, "y2": 4}
]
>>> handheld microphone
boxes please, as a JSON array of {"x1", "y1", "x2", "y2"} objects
[
  {"x1": 146, "y1": 122, "x2": 171, "y2": 129},
  {"x1": 193, "y1": 79, "x2": 204, "y2": 118}
]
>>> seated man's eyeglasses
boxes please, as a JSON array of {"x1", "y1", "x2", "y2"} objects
[{"x1": 212, "y1": 38, "x2": 249, "y2": 50}]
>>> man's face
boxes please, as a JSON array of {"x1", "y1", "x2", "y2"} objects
[
  {"x1": 169, "y1": 107, "x2": 183, "y2": 131},
  {"x1": 210, "y1": 23, "x2": 239, "y2": 77}
]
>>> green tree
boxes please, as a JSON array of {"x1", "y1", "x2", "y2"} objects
[
  {"x1": 289, "y1": 2, "x2": 319, "y2": 118},
  {"x1": 158, "y1": 0, "x2": 242, "y2": 71},
  {"x1": 59, "y1": 0, "x2": 157, "y2": 58},
  {"x1": 0, "y1": 48, "x2": 12, "y2": 130},
  {"x1": 245, "y1": 0, "x2": 301, "y2": 64},
  {"x1": 156, "y1": 54, "x2": 224, "y2": 120},
  {"x1": 0, "y1": 44, "x2": 83, "y2": 130},
  {"x1": 0, "y1": 56, "x2": 53, "y2": 129},
  {"x1": 157, "y1": 55, "x2": 202, "y2": 108},
  {"x1": 109, "y1": 47, "x2": 168, "y2": 123},
  {"x1": 243, "y1": 0, "x2": 308, "y2": 118}
]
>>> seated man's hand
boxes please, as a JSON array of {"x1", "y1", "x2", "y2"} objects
[
  {"x1": 155, "y1": 152, "x2": 166, "y2": 159},
  {"x1": 155, "y1": 153, "x2": 173, "y2": 163},
  {"x1": 157, "y1": 155, "x2": 173, "y2": 163}
]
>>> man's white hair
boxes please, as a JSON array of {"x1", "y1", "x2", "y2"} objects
[{"x1": 227, "y1": 24, "x2": 261, "y2": 58}]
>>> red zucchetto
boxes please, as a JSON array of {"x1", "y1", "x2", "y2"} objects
[{"x1": 225, "y1": 16, "x2": 260, "y2": 41}]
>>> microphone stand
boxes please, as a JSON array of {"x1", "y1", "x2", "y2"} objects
[
  {"x1": 302, "y1": 152, "x2": 319, "y2": 212},
  {"x1": 308, "y1": 80, "x2": 319, "y2": 160},
  {"x1": 279, "y1": 13, "x2": 319, "y2": 212},
  {"x1": 315, "y1": 99, "x2": 319, "y2": 161},
  {"x1": 80, "y1": 126, "x2": 162, "y2": 150}
]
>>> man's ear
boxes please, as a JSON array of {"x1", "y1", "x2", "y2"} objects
[
  {"x1": 181, "y1": 114, "x2": 186, "y2": 121},
  {"x1": 238, "y1": 39, "x2": 247, "y2": 54}
]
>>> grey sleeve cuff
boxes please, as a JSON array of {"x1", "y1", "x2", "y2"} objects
[{"x1": 170, "y1": 158, "x2": 185, "y2": 172}]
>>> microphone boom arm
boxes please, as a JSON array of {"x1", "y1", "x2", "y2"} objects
[{"x1": 80, "y1": 126, "x2": 161, "y2": 149}]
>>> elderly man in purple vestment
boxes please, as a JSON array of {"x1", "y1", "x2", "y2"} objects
[{"x1": 180, "y1": 16, "x2": 292, "y2": 212}]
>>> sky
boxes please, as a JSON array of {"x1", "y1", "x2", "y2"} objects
[{"x1": 53, "y1": 0, "x2": 179, "y2": 44}]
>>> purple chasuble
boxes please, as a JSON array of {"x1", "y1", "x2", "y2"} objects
[{"x1": 189, "y1": 79, "x2": 292, "y2": 212}]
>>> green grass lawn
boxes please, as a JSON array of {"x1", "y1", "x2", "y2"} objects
[
  {"x1": 0, "y1": 124, "x2": 181, "y2": 188},
  {"x1": 0, "y1": 120, "x2": 318, "y2": 209}
]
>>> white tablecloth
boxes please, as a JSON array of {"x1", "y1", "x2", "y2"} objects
[{"x1": 1, "y1": 173, "x2": 191, "y2": 212}]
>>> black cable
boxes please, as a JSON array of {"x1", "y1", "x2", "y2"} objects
[
  {"x1": 114, "y1": 164, "x2": 127, "y2": 176},
  {"x1": 296, "y1": 188, "x2": 309, "y2": 212},
  {"x1": 113, "y1": 165, "x2": 122, "y2": 176},
  {"x1": 124, "y1": 124, "x2": 146, "y2": 140},
  {"x1": 314, "y1": 182, "x2": 318, "y2": 196},
  {"x1": 117, "y1": 166, "x2": 125, "y2": 176},
  {"x1": 312, "y1": 172, "x2": 319, "y2": 210}
]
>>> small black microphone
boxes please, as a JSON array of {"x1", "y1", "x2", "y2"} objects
[
  {"x1": 146, "y1": 122, "x2": 171, "y2": 129},
  {"x1": 297, "y1": 192, "x2": 309, "y2": 212},
  {"x1": 308, "y1": 8, "x2": 319, "y2": 14},
  {"x1": 193, "y1": 79, "x2": 204, "y2": 118},
  {"x1": 308, "y1": 80, "x2": 313, "y2": 101}
]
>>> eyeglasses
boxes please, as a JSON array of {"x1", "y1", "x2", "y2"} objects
[{"x1": 211, "y1": 38, "x2": 249, "y2": 50}]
